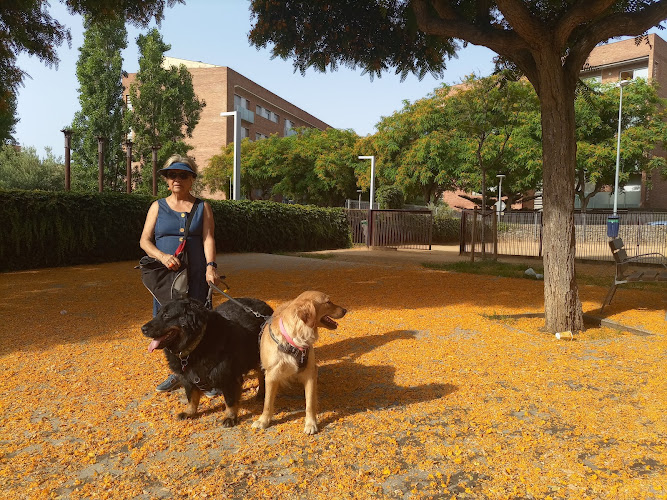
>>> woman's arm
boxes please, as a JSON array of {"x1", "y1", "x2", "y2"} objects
[{"x1": 202, "y1": 201, "x2": 219, "y2": 284}]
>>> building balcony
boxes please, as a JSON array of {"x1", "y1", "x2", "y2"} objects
[{"x1": 235, "y1": 106, "x2": 255, "y2": 124}]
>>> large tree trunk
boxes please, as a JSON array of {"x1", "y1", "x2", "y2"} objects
[{"x1": 537, "y1": 57, "x2": 584, "y2": 333}]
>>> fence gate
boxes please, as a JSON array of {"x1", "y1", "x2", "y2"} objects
[{"x1": 346, "y1": 209, "x2": 433, "y2": 250}]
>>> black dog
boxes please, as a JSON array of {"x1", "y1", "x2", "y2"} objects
[{"x1": 142, "y1": 297, "x2": 272, "y2": 426}]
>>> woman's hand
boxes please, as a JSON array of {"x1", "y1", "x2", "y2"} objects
[
  {"x1": 206, "y1": 265, "x2": 219, "y2": 285},
  {"x1": 160, "y1": 253, "x2": 181, "y2": 271}
]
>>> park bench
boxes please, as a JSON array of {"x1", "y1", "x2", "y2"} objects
[{"x1": 600, "y1": 237, "x2": 667, "y2": 316}]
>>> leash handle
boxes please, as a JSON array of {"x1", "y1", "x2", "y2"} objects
[{"x1": 208, "y1": 282, "x2": 270, "y2": 319}]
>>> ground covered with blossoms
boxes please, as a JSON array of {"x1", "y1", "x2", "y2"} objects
[{"x1": 1, "y1": 251, "x2": 666, "y2": 499}]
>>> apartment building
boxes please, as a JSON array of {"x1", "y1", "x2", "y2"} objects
[
  {"x1": 123, "y1": 57, "x2": 330, "y2": 184},
  {"x1": 580, "y1": 34, "x2": 667, "y2": 210}
]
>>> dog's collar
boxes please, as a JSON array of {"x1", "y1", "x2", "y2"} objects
[
  {"x1": 279, "y1": 318, "x2": 306, "y2": 352},
  {"x1": 167, "y1": 322, "x2": 206, "y2": 361},
  {"x1": 269, "y1": 319, "x2": 309, "y2": 369}
]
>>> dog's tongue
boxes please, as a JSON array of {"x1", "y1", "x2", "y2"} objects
[{"x1": 147, "y1": 334, "x2": 169, "y2": 353}]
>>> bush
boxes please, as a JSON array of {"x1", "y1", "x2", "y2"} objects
[
  {"x1": 376, "y1": 185, "x2": 404, "y2": 209},
  {"x1": 432, "y1": 215, "x2": 461, "y2": 244},
  {"x1": 0, "y1": 190, "x2": 351, "y2": 271}
]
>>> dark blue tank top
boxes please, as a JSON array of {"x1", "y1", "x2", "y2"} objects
[{"x1": 153, "y1": 198, "x2": 207, "y2": 311}]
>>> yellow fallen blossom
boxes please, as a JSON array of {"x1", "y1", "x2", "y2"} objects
[{"x1": 0, "y1": 255, "x2": 665, "y2": 499}]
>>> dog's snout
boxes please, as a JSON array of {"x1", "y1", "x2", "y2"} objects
[{"x1": 141, "y1": 324, "x2": 150, "y2": 335}]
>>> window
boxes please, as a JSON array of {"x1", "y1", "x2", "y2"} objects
[
  {"x1": 234, "y1": 95, "x2": 250, "y2": 110},
  {"x1": 583, "y1": 74, "x2": 602, "y2": 84},
  {"x1": 620, "y1": 66, "x2": 649, "y2": 81},
  {"x1": 284, "y1": 119, "x2": 297, "y2": 136},
  {"x1": 255, "y1": 132, "x2": 268, "y2": 140},
  {"x1": 256, "y1": 105, "x2": 279, "y2": 123},
  {"x1": 241, "y1": 127, "x2": 250, "y2": 139}
]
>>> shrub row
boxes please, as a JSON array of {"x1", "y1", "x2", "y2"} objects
[
  {"x1": 432, "y1": 215, "x2": 461, "y2": 244},
  {"x1": 1, "y1": 190, "x2": 351, "y2": 272}
]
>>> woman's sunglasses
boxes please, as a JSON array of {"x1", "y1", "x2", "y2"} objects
[{"x1": 165, "y1": 171, "x2": 192, "y2": 180}]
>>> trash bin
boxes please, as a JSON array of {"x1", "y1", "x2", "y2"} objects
[{"x1": 607, "y1": 216, "x2": 619, "y2": 238}]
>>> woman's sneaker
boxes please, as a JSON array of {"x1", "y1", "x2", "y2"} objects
[{"x1": 156, "y1": 374, "x2": 182, "y2": 392}]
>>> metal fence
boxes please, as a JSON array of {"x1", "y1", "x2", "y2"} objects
[
  {"x1": 346, "y1": 209, "x2": 433, "y2": 250},
  {"x1": 461, "y1": 209, "x2": 667, "y2": 262}
]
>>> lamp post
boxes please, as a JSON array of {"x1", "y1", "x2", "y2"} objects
[
  {"x1": 220, "y1": 111, "x2": 240, "y2": 200},
  {"x1": 124, "y1": 138, "x2": 133, "y2": 194},
  {"x1": 358, "y1": 156, "x2": 376, "y2": 209},
  {"x1": 613, "y1": 79, "x2": 633, "y2": 215},
  {"x1": 496, "y1": 174, "x2": 505, "y2": 222},
  {"x1": 96, "y1": 136, "x2": 105, "y2": 192},
  {"x1": 61, "y1": 128, "x2": 72, "y2": 191}
]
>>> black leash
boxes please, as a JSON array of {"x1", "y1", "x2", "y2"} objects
[{"x1": 207, "y1": 281, "x2": 271, "y2": 320}]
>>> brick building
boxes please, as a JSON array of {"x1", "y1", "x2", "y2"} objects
[
  {"x1": 123, "y1": 57, "x2": 330, "y2": 192},
  {"x1": 580, "y1": 34, "x2": 667, "y2": 210}
]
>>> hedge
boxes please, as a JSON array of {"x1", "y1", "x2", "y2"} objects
[
  {"x1": 432, "y1": 215, "x2": 461, "y2": 244},
  {"x1": 0, "y1": 190, "x2": 351, "y2": 272}
]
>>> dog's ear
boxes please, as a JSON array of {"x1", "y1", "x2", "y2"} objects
[
  {"x1": 296, "y1": 301, "x2": 317, "y2": 328},
  {"x1": 182, "y1": 300, "x2": 208, "y2": 331}
]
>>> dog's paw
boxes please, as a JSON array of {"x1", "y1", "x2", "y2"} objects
[
  {"x1": 221, "y1": 416, "x2": 238, "y2": 428},
  {"x1": 177, "y1": 412, "x2": 195, "y2": 420},
  {"x1": 303, "y1": 422, "x2": 318, "y2": 435},
  {"x1": 251, "y1": 418, "x2": 270, "y2": 430}
]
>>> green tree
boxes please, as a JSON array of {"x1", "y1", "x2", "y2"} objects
[
  {"x1": 249, "y1": 0, "x2": 667, "y2": 333},
  {"x1": 205, "y1": 128, "x2": 359, "y2": 206},
  {"x1": 70, "y1": 15, "x2": 127, "y2": 192},
  {"x1": 283, "y1": 127, "x2": 359, "y2": 206},
  {"x1": 0, "y1": 145, "x2": 64, "y2": 190},
  {"x1": 575, "y1": 79, "x2": 667, "y2": 210},
  {"x1": 447, "y1": 73, "x2": 539, "y2": 211},
  {"x1": 125, "y1": 28, "x2": 205, "y2": 194},
  {"x1": 375, "y1": 185, "x2": 405, "y2": 209},
  {"x1": 360, "y1": 90, "x2": 460, "y2": 204},
  {"x1": 205, "y1": 136, "x2": 287, "y2": 199},
  {"x1": 0, "y1": 0, "x2": 181, "y2": 142},
  {"x1": 0, "y1": 87, "x2": 18, "y2": 144}
]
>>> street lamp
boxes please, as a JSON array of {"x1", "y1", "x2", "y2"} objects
[
  {"x1": 358, "y1": 156, "x2": 376, "y2": 209},
  {"x1": 496, "y1": 174, "x2": 506, "y2": 221},
  {"x1": 613, "y1": 79, "x2": 633, "y2": 215},
  {"x1": 220, "y1": 111, "x2": 241, "y2": 200}
]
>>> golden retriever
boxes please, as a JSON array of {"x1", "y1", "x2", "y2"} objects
[{"x1": 252, "y1": 291, "x2": 346, "y2": 434}]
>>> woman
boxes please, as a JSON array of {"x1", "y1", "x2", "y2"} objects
[{"x1": 140, "y1": 154, "x2": 219, "y2": 392}]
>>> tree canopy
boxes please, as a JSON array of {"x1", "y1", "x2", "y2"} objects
[
  {"x1": 70, "y1": 15, "x2": 128, "y2": 192},
  {"x1": 575, "y1": 79, "x2": 667, "y2": 210},
  {"x1": 0, "y1": 0, "x2": 181, "y2": 141},
  {"x1": 249, "y1": 0, "x2": 667, "y2": 333},
  {"x1": 0, "y1": 145, "x2": 64, "y2": 191},
  {"x1": 204, "y1": 128, "x2": 360, "y2": 206},
  {"x1": 125, "y1": 28, "x2": 205, "y2": 194}
]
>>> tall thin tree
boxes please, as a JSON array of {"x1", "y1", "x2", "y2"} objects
[
  {"x1": 125, "y1": 28, "x2": 205, "y2": 194},
  {"x1": 70, "y1": 15, "x2": 128, "y2": 191}
]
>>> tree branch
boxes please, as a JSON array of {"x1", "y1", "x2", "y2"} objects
[
  {"x1": 568, "y1": 1, "x2": 667, "y2": 71},
  {"x1": 495, "y1": 0, "x2": 545, "y2": 46},
  {"x1": 412, "y1": 0, "x2": 528, "y2": 55},
  {"x1": 555, "y1": 0, "x2": 617, "y2": 48}
]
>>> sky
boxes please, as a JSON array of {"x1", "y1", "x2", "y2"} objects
[{"x1": 15, "y1": 1, "x2": 499, "y2": 158}]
